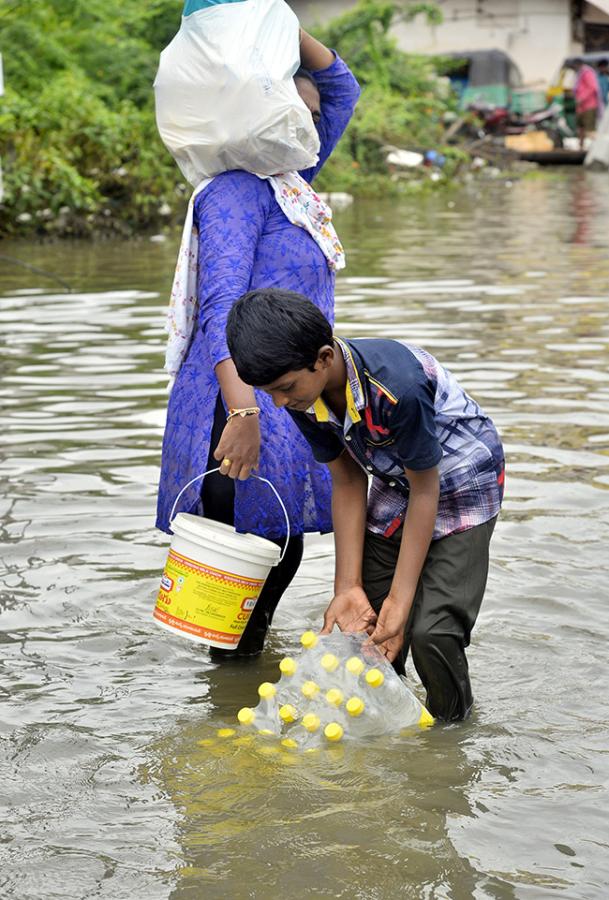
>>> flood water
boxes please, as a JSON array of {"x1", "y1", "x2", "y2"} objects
[{"x1": 1, "y1": 170, "x2": 608, "y2": 899}]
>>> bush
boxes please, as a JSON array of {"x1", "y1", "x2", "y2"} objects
[
  {"x1": 311, "y1": 1, "x2": 460, "y2": 193},
  {"x1": 0, "y1": 0, "x2": 183, "y2": 237},
  {"x1": 0, "y1": 0, "x2": 458, "y2": 237}
]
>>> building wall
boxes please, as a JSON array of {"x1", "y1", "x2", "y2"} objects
[{"x1": 290, "y1": 0, "x2": 579, "y2": 87}]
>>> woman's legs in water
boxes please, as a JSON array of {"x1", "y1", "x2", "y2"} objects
[{"x1": 202, "y1": 394, "x2": 304, "y2": 656}]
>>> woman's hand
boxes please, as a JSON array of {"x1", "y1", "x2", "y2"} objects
[
  {"x1": 213, "y1": 415, "x2": 260, "y2": 480},
  {"x1": 366, "y1": 594, "x2": 409, "y2": 663},
  {"x1": 320, "y1": 585, "x2": 377, "y2": 635}
]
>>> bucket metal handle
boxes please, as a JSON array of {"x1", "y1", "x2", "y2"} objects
[{"x1": 169, "y1": 468, "x2": 291, "y2": 563}]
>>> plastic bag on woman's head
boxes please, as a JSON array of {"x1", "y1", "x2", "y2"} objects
[{"x1": 154, "y1": 0, "x2": 320, "y2": 186}]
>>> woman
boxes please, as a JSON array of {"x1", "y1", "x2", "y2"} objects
[{"x1": 157, "y1": 29, "x2": 360, "y2": 656}]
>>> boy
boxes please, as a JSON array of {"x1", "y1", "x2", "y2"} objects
[{"x1": 226, "y1": 289, "x2": 505, "y2": 721}]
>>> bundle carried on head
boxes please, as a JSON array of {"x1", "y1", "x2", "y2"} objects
[{"x1": 154, "y1": 0, "x2": 320, "y2": 184}]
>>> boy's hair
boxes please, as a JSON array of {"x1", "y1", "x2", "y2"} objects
[{"x1": 226, "y1": 288, "x2": 333, "y2": 386}]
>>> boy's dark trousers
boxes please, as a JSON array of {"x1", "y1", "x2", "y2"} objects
[{"x1": 362, "y1": 517, "x2": 497, "y2": 721}]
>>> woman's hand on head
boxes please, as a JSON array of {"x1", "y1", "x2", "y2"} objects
[{"x1": 213, "y1": 415, "x2": 260, "y2": 480}]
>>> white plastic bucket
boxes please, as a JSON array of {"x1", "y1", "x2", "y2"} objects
[{"x1": 153, "y1": 469, "x2": 288, "y2": 649}]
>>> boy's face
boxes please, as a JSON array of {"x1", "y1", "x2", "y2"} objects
[{"x1": 259, "y1": 347, "x2": 333, "y2": 412}]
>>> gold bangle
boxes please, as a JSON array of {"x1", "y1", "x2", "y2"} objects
[{"x1": 227, "y1": 406, "x2": 261, "y2": 421}]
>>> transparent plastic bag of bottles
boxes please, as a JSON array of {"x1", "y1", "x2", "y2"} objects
[
  {"x1": 237, "y1": 631, "x2": 434, "y2": 750},
  {"x1": 154, "y1": 0, "x2": 320, "y2": 186}
]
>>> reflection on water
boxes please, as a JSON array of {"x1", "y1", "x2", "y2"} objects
[{"x1": 1, "y1": 171, "x2": 609, "y2": 899}]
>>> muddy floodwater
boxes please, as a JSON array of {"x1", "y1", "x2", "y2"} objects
[{"x1": 1, "y1": 171, "x2": 608, "y2": 899}]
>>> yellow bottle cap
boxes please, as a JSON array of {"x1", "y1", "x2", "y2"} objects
[
  {"x1": 321, "y1": 653, "x2": 339, "y2": 673},
  {"x1": 217, "y1": 728, "x2": 236, "y2": 738},
  {"x1": 301, "y1": 680, "x2": 320, "y2": 699},
  {"x1": 279, "y1": 703, "x2": 298, "y2": 724},
  {"x1": 258, "y1": 728, "x2": 275, "y2": 735},
  {"x1": 418, "y1": 707, "x2": 435, "y2": 728},
  {"x1": 346, "y1": 656, "x2": 365, "y2": 676},
  {"x1": 365, "y1": 668, "x2": 385, "y2": 688},
  {"x1": 324, "y1": 722, "x2": 344, "y2": 742},
  {"x1": 197, "y1": 738, "x2": 215, "y2": 747},
  {"x1": 325, "y1": 688, "x2": 344, "y2": 707},
  {"x1": 301, "y1": 630, "x2": 318, "y2": 649},
  {"x1": 237, "y1": 707, "x2": 256, "y2": 726},
  {"x1": 302, "y1": 713, "x2": 321, "y2": 732},
  {"x1": 281, "y1": 738, "x2": 298, "y2": 749},
  {"x1": 346, "y1": 696, "x2": 365, "y2": 717},
  {"x1": 279, "y1": 657, "x2": 297, "y2": 676},
  {"x1": 258, "y1": 682, "x2": 277, "y2": 700}
]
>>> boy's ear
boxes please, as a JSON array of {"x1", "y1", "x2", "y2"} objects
[{"x1": 315, "y1": 345, "x2": 335, "y2": 370}]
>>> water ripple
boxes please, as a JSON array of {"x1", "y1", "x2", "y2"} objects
[{"x1": 1, "y1": 173, "x2": 609, "y2": 898}]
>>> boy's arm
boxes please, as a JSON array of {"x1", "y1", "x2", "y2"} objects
[
  {"x1": 367, "y1": 465, "x2": 440, "y2": 661},
  {"x1": 320, "y1": 451, "x2": 377, "y2": 634}
]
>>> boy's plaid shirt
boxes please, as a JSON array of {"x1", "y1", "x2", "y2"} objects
[{"x1": 290, "y1": 337, "x2": 505, "y2": 540}]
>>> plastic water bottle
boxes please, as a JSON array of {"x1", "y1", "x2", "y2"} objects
[
  {"x1": 323, "y1": 722, "x2": 344, "y2": 743},
  {"x1": 300, "y1": 679, "x2": 321, "y2": 702},
  {"x1": 296, "y1": 711, "x2": 323, "y2": 751},
  {"x1": 295, "y1": 711, "x2": 344, "y2": 748},
  {"x1": 234, "y1": 632, "x2": 433, "y2": 748},
  {"x1": 345, "y1": 655, "x2": 366, "y2": 680},
  {"x1": 325, "y1": 687, "x2": 344, "y2": 709},
  {"x1": 276, "y1": 656, "x2": 304, "y2": 706},
  {"x1": 364, "y1": 667, "x2": 432, "y2": 729},
  {"x1": 254, "y1": 681, "x2": 281, "y2": 734},
  {"x1": 320, "y1": 652, "x2": 340, "y2": 674},
  {"x1": 278, "y1": 703, "x2": 299, "y2": 726},
  {"x1": 341, "y1": 655, "x2": 366, "y2": 699},
  {"x1": 236, "y1": 702, "x2": 281, "y2": 736},
  {"x1": 342, "y1": 695, "x2": 382, "y2": 738},
  {"x1": 300, "y1": 630, "x2": 319, "y2": 651}
]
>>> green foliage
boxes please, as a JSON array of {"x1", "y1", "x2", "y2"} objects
[
  {"x1": 0, "y1": 0, "x2": 460, "y2": 237},
  {"x1": 0, "y1": 0, "x2": 183, "y2": 236},
  {"x1": 312, "y1": 0, "x2": 461, "y2": 194}
]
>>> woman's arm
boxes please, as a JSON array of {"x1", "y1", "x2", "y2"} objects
[
  {"x1": 195, "y1": 172, "x2": 270, "y2": 479},
  {"x1": 320, "y1": 451, "x2": 377, "y2": 634},
  {"x1": 367, "y1": 466, "x2": 440, "y2": 661},
  {"x1": 299, "y1": 29, "x2": 334, "y2": 72},
  {"x1": 298, "y1": 30, "x2": 361, "y2": 183},
  {"x1": 213, "y1": 359, "x2": 260, "y2": 480}
]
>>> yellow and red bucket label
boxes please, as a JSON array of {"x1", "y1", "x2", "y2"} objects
[{"x1": 154, "y1": 548, "x2": 266, "y2": 646}]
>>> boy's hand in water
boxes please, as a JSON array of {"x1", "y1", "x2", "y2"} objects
[
  {"x1": 214, "y1": 415, "x2": 260, "y2": 480},
  {"x1": 320, "y1": 586, "x2": 377, "y2": 635},
  {"x1": 366, "y1": 594, "x2": 409, "y2": 662}
]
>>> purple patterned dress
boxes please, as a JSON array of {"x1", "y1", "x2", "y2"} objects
[{"x1": 156, "y1": 55, "x2": 360, "y2": 538}]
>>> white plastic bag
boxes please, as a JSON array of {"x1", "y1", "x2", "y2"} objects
[{"x1": 154, "y1": 0, "x2": 320, "y2": 185}]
